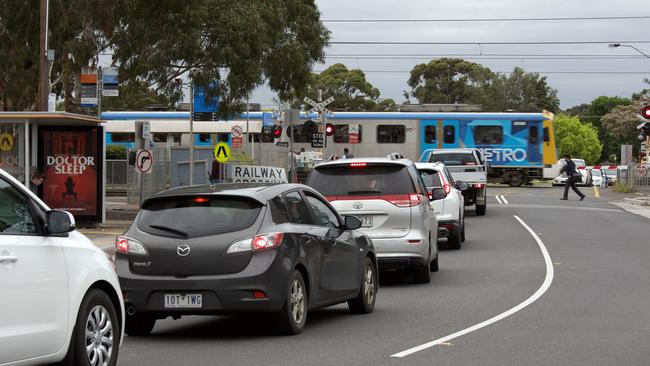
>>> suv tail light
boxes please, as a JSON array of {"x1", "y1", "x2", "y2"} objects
[
  {"x1": 383, "y1": 194, "x2": 422, "y2": 207},
  {"x1": 115, "y1": 236, "x2": 148, "y2": 255},
  {"x1": 227, "y1": 233, "x2": 284, "y2": 254},
  {"x1": 474, "y1": 183, "x2": 485, "y2": 188}
]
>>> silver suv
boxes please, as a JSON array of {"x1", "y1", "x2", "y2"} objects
[{"x1": 306, "y1": 158, "x2": 438, "y2": 283}]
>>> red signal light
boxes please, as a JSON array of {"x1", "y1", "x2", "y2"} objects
[
  {"x1": 642, "y1": 105, "x2": 650, "y2": 120},
  {"x1": 325, "y1": 123, "x2": 335, "y2": 136},
  {"x1": 273, "y1": 126, "x2": 282, "y2": 138},
  {"x1": 194, "y1": 197, "x2": 210, "y2": 204}
]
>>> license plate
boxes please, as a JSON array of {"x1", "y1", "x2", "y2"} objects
[
  {"x1": 164, "y1": 294, "x2": 202, "y2": 308},
  {"x1": 359, "y1": 216, "x2": 373, "y2": 227}
]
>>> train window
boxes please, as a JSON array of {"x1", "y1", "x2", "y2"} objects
[
  {"x1": 110, "y1": 133, "x2": 135, "y2": 143},
  {"x1": 199, "y1": 134, "x2": 211, "y2": 143},
  {"x1": 153, "y1": 133, "x2": 167, "y2": 143},
  {"x1": 334, "y1": 125, "x2": 363, "y2": 143},
  {"x1": 424, "y1": 125, "x2": 436, "y2": 143},
  {"x1": 443, "y1": 126, "x2": 455, "y2": 144},
  {"x1": 543, "y1": 127, "x2": 550, "y2": 142},
  {"x1": 529, "y1": 126, "x2": 539, "y2": 144},
  {"x1": 377, "y1": 125, "x2": 405, "y2": 143},
  {"x1": 474, "y1": 126, "x2": 502, "y2": 144}
]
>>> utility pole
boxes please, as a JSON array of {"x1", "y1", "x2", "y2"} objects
[
  {"x1": 38, "y1": 0, "x2": 49, "y2": 111},
  {"x1": 189, "y1": 83, "x2": 195, "y2": 185}
]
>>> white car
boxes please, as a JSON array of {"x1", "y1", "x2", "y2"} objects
[
  {"x1": 415, "y1": 162, "x2": 466, "y2": 250},
  {"x1": 552, "y1": 158, "x2": 591, "y2": 186},
  {"x1": 589, "y1": 168, "x2": 606, "y2": 187},
  {"x1": 0, "y1": 169, "x2": 124, "y2": 366}
]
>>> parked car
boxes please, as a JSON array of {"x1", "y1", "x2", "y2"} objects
[
  {"x1": 116, "y1": 183, "x2": 377, "y2": 335},
  {"x1": 415, "y1": 162, "x2": 467, "y2": 249},
  {"x1": 0, "y1": 169, "x2": 124, "y2": 366},
  {"x1": 306, "y1": 157, "x2": 439, "y2": 284},
  {"x1": 590, "y1": 168, "x2": 606, "y2": 187}
]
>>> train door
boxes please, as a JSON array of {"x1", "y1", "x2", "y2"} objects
[
  {"x1": 527, "y1": 122, "x2": 542, "y2": 165},
  {"x1": 441, "y1": 120, "x2": 460, "y2": 149},
  {"x1": 420, "y1": 120, "x2": 438, "y2": 159}
]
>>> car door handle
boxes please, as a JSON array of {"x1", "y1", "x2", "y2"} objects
[{"x1": 0, "y1": 255, "x2": 18, "y2": 263}]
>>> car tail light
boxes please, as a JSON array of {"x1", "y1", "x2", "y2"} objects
[
  {"x1": 194, "y1": 197, "x2": 210, "y2": 204},
  {"x1": 443, "y1": 183, "x2": 452, "y2": 194},
  {"x1": 474, "y1": 183, "x2": 485, "y2": 188},
  {"x1": 383, "y1": 194, "x2": 422, "y2": 207},
  {"x1": 115, "y1": 236, "x2": 148, "y2": 255},
  {"x1": 227, "y1": 233, "x2": 284, "y2": 254},
  {"x1": 349, "y1": 162, "x2": 367, "y2": 167},
  {"x1": 408, "y1": 239, "x2": 422, "y2": 245}
]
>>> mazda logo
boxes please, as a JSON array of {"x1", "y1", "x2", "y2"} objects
[
  {"x1": 352, "y1": 202, "x2": 363, "y2": 209},
  {"x1": 177, "y1": 244, "x2": 191, "y2": 257}
]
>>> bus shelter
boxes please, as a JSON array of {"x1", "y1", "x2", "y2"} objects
[{"x1": 0, "y1": 112, "x2": 105, "y2": 224}]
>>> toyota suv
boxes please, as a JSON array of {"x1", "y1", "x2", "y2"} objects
[{"x1": 306, "y1": 158, "x2": 439, "y2": 283}]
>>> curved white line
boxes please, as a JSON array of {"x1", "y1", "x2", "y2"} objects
[
  {"x1": 391, "y1": 215, "x2": 554, "y2": 358},
  {"x1": 495, "y1": 195, "x2": 503, "y2": 204}
]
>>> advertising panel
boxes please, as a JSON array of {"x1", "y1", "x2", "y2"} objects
[{"x1": 39, "y1": 127, "x2": 103, "y2": 222}]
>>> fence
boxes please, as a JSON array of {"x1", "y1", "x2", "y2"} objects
[
  {"x1": 621, "y1": 164, "x2": 650, "y2": 193},
  {"x1": 106, "y1": 160, "x2": 128, "y2": 186}
]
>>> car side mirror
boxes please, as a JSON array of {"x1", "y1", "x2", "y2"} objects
[
  {"x1": 431, "y1": 187, "x2": 447, "y2": 201},
  {"x1": 344, "y1": 215, "x2": 362, "y2": 230},
  {"x1": 456, "y1": 181, "x2": 469, "y2": 191},
  {"x1": 46, "y1": 210, "x2": 75, "y2": 235}
]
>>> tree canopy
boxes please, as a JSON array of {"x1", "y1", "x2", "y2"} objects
[
  {"x1": 303, "y1": 63, "x2": 397, "y2": 112},
  {"x1": 0, "y1": 0, "x2": 330, "y2": 116},
  {"x1": 482, "y1": 67, "x2": 560, "y2": 113},
  {"x1": 554, "y1": 114, "x2": 602, "y2": 164},
  {"x1": 601, "y1": 104, "x2": 644, "y2": 159}
]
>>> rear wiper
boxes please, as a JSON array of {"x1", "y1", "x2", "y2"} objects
[
  {"x1": 347, "y1": 190, "x2": 382, "y2": 194},
  {"x1": 149, "y1": 225, "x2": 189, "y2": 237}
]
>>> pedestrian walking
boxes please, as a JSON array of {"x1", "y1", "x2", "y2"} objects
[
  {"x1": 559, "y1": 154, "x2": 585, "y2": 201},
  {"x1": 209, "y1": 158, "x2": 220, "y2": 185},
  {"x1": 341, "y1": 147, "x2": 354, "y2": 159}
]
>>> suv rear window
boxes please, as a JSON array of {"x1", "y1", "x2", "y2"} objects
[
  {"x1": 307, "y1": 164, "x2": 415, "y2": 196},
  {"x1": 139, "y1": 196, "x2": 262, "y2": 238},
  {"x1": 429, "y1": 153, "x2": 477, "y2": 166}
]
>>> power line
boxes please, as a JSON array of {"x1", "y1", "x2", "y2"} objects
[
  {"x1": 322, "y1": 15, "x2": 650, "y2": 23},
  {"x1": 330, "y1": 40, "x2": 650, "y2": 45},
  {"x1": 314, "y1": 70, "x2": 650, "y2": 75},
  {"x1": 327, "y1": 53, "x2": 646, "y2": 57},
  {"x1": 327, "y1": 55, "x2": 648, "y2": 60}
]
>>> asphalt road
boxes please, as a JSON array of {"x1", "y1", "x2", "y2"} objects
[{"x1": 107, "y1": 186, "x2": 650, "y2": 366}]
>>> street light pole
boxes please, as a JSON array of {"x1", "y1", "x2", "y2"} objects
[
  {"x1": 189, "y1": 83, "x2": 195, "y2": 185},
  {"x1": 38, "y1": 0, "x2": 50, "y2": 111},
  {"x1": 608, "y1": 43, "x2": 650, "y2": 59}
]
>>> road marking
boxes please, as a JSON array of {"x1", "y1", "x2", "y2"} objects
[
  {"x1": 495, "y1": 195, "x2": 503, "y2": 204},
  {"x1": 491, "y1": 204, "x2": 623, "y2": 213},
  {"x1": 391, "y1": 215, "x2": 554, "y2": 358},
  {"x1": 501, "y1": 195, "x2": 509, "y2": 204}
]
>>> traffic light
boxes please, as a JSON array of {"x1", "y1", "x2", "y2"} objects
[
  {"x1": 642, "y1": 105, "x2": 650, "y2": 120},
  {"x1": 325, "y1": 123, "x2": 335, "y2": 136},
  {"x1": 273, "y1": 125, "x2": 282, "y2": 139}
]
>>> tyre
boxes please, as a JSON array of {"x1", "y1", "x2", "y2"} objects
[
  {"x1": 276, "y1": 270, "x2": 308, "y2": 335},
  {"x1": 460, "y1": 215, "x2": 466, "y2": 243},
  {"x1": 67, "y1": 289, "x2": 120, "y2": 366},
  {"x1": 413, "y1": 247, "x2": 431, "y2": 283},
  {"x1": 448, "y1": 225, "x2": 462, "y2": 250},
  {"x1": 507, "y1": 171, "x2": 527, "y2": 187},
  {"x1": 348, "y1": 257, "x2": 377, "y2": 314},
  {"x1": 125, "y1": 313, "x2": 156, "y2": 337},
  {"x1": 476, "y1": 203, "x2": 487, "y2": 216},
  {"x1": 429, "y1": 254, "x2": 439, "y2": 272}
]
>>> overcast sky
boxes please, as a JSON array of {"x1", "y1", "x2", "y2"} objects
[{"x1": 252, "y1": 0, "x2": 650, "y2": 110}]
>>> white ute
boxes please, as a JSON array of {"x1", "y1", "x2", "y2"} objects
[{"x1": 0, "y1": 169, "x2": 124, "y2": 366}]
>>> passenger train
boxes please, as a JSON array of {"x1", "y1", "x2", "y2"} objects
[{"x1": 102, "y1": 111, "x2": 558, "y2": 186}]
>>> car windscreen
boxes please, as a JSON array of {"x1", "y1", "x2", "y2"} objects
[
  {"x1": 307, "y1": 164, "x2": 415, "y2": 196},
  {"x1": 419, "y1": 170, "x2": 442, "y2": 188},
  {"x1": 429, "y1": 153, "x2": 477, "y2": 166},
  {"x1": 591, "y1": 170, "x2": 602, "y2": 176},
  {"x1": 138, "y1": 196, "x2": 262, "y2": 238}
]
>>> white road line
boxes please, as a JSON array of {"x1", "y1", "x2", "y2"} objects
[
  {"x1": 501, "y1": 195, "x2": 509, "y2": 204},
  {"x1": 495, "y1": 195, "x2": 503, "y2": 204},
  {"x1": 391, "y1": 215, "x2": 554, "y2": 358}
]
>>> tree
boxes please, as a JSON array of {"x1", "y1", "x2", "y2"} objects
[
  {"x1": 102, "y1": 80, "x2": 174, "y2": 111},
  {"x1": 301, "y1": 63, "x2": 396, "y2": 111},
  {"x1": 601, "y1": 104, "x2": 644, "y2": 159},
  {"x1": 110, "y1": 0, "x2": 330, "y2": 118},
  {"x1": 554, "y1": 114, "x2": 602, "y2": 164},
  {"x1": 482, "y1": 67, "x2": 560, "y2": 113},
  {"x1": 406, "y1": 58, "x2": 495, "y2": 105}
]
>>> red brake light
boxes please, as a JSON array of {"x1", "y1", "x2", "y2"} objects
[
  {"x1": 474, "y1": 183, "x2": 485, "y2": 188},
  {"x1": 350, "y1": 162, "x2": 367, "y2": 167},
  {"x1": 442, "y1": 183, "x2": 452, "y2": 194},
  {"x1": 252, "y1": 233, "x2": 284, "y2": 252},
  {"x1": 194, "y1": 197, "x2": 210, "y2": 203},
  {"x1": 383, "y1": 194, "x2": 422, "y2": 207},
  {"x1": 116, "y1": 237, "x2": 129, "y2": 254}
]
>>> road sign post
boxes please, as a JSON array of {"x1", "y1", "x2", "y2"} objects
[{"x1": 303, "y1": 92, "x2": 334, "y2": 152}]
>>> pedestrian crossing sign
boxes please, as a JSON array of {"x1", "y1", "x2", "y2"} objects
[
  {"x1": 214, "y1": 141, "x2": 231, "y2": 163},
  {"x1": 0, "y1": 132, "x2": 14, "y2": 152}
]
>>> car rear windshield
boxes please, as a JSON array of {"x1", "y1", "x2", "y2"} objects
[
  {"x1": 429, "y1": 153, "x2": 478, "y2": 166},
  {"x1": 307, "y1": 164, "x2": 415, "y2": 196},
  {"x1": 139, "y1": 196, "x2": 262, "y2": 238},
  {"x1": 419, "y1": 170, "x2": 442, "y2": 187}
]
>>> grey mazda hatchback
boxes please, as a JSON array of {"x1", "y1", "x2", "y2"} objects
[{"x1": 115, "y1": 183, "x2": 377, "y2": 335}]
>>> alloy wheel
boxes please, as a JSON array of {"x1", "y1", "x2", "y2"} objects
[
  {"x1": 85, "y1": 305, "x2": 114, "y2": 366},
  {"x1": 290, "y1": 279, "x2": 305, "y2": 324},
  {"x1": 363, "y1": 265, "x2": 375, "y2": 305}
]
